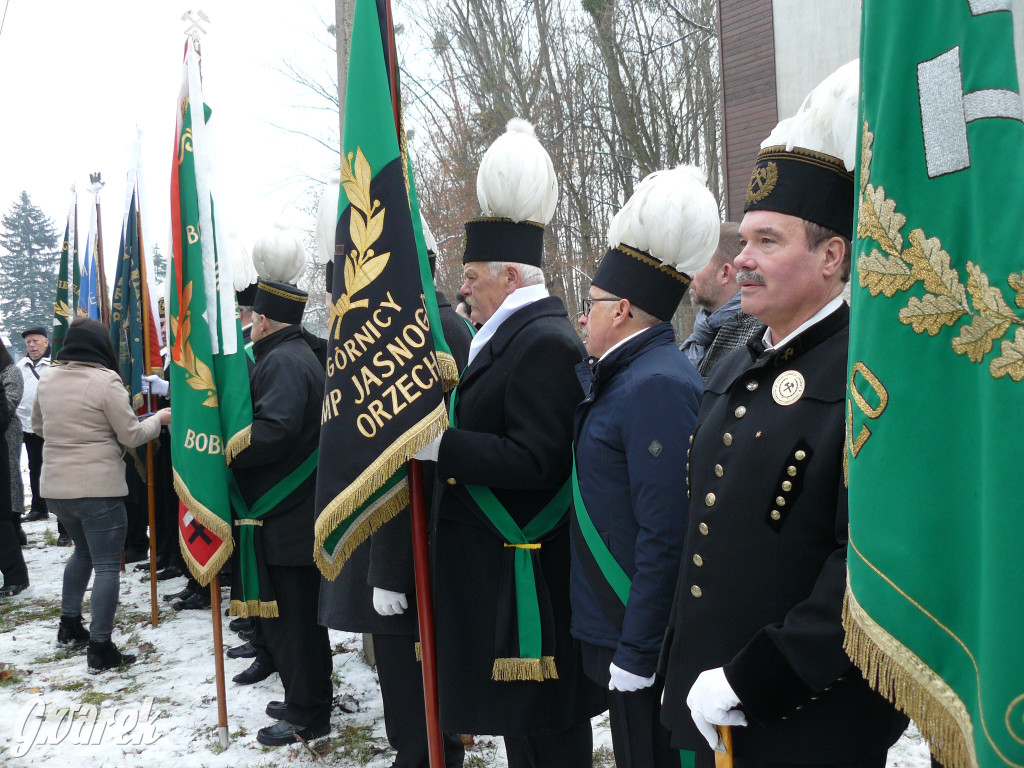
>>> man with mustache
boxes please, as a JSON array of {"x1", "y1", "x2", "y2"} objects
[{"x1": 658, "y1": 61, "x2": 908, "y2": 767}]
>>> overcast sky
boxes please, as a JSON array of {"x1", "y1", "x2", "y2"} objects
[{"x1": 0, "y1": 0, "x2": 340, "y2": 278}]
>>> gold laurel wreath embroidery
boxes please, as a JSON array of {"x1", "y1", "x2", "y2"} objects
[
  {"x1": 328, "y1": 147, "x2": 390, "y2": 340},
  {"x1": 170, "y1": 281, "x2": 219, "y2": 407},
  {"x1": 857, "y1": 121, "x2": 1024, "y2": 382},
  {"x1": 54, "y1": 299, "x2": 70, "y2": 319},
  {"x1": 746, "y1": 161, "x2": 778, "y2": 206}
]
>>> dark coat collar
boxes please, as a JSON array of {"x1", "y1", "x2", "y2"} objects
[
  {"x1": 744, "y1": 301, "x2": 849, "y2": 368},
  {"x1": 252, "y1": 324, "x2": 303, "y2": 362},
  {"x1": 575, "y1": 323, "x2": 674, "y2": 402}
]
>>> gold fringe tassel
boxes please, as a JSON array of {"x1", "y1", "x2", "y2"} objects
[
  {"x1": 229, "y1": 598, "x2": 280, "y2": 619},
  {"x1": 843, "y1": 586, "x2": 977, "y2": 768},
  {"x1": 173, "y1": 468, "x2": 234, "y2": 586},
  {"x1": 414, "y1": 642, "x2": 422, "y2": 662},
  {"x1": 491, "y1": 657, "x2": 559, "y2": 682},
  {"x1": 224, "y1": 424, "x2": 253, "y2": 465},
  {"x1": 313, "y1": 402, "x2": 447, "y2": 576},
  {"x1": 316, "y1": 483, "x2": 409, "y2": 579},
  {"x1": 437, "y1": 351, "x2": 459, "y2": 392}
]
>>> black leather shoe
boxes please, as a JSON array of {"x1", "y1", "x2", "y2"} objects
[
  {"x1": 265, "y1": 700, "x2": 287, "y2": 720},
  {"x1": 156, "y1": 565, "x2": 183, "y2": 581},
  {"x1": 163, "y1": 584, "x2": 198, "y2": 603},
  {"x1": 16, "y1": 527, "x2": 27, "y2": 547},
  {"x1": 21, "y1": 509, "x2": 47, "y2": 523},
  {"x1": 256, "y1": 720, "x2": 329, "y2": 746},
  {"x1": 226, "y1": 642, "x2": 256, "y2": 659},
  {"x1": 0, "y1": 583, "x2": 28, "y2": 597},
  {"x1": 172, "y1": 591, "x2": 211, "y2": 611},
  {"x1": 123, "y1": 547, "x2": 148, "y2": 564},
  {"x1": 56, "y1": 533, "x2": 72, "y2": 547},
  {"x1": 237, "y1": 627, "x2": 255, "y2": 642},
  {"x1": 232, "y1": 658, "x2": 276, "y2": 685},
  {"x1": 228, "y1": 617, "x2": 252, "y2": 633}
]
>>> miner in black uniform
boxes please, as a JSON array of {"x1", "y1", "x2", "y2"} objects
[
  {"x1": 318, "y1": 214, "x2": 472, "y2": 768},
  {"x1": 572, "y1": 165, "x2": 717, "y2": 768},
  {"x1": 415, "y1": 119, "x2": 604, "y2": 768},
  {"x1": 230, "y1": 279, "x2": 333, "y2": 747},
  {"x1": 658, "y1": 62, "x2": 907, "y2": 767}
]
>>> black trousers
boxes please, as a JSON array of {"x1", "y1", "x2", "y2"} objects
[
  {"x1": 693, "y1": 750, "x2": 889, "y2": 768},
  {"x1": 373, "y1": 633, "x2": 465, "y2": 768},
  {"x1": 22, "y1": 433, "x2": 46, "y2": 514},
  {"x1": 0, "y1": 443, "x2": 27, "y2": 586},
  {"x1": 581, "y1": 641, "x2": 677, "y2": 768},
  {"x1": 503, "y1": 718, "x2": 593, "y2": 768},
  {"x1": 261, "y1": 564, "x2": 333, "y2": 728}
]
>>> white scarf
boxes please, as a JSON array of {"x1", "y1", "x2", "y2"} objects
[{"x1": 466, "y1": 284, "x2": 550, "y2": 366}]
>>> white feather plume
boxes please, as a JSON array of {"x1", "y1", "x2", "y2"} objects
[
  {"x1": 476, "y1": 118, "x2": 558, "y2": 225},
  {"x1": 252, "y1": 221, "x2": 307, "y2": 284},
  {"x1": 762, "y1": 59, "x2": 860, "y2": 171},
  {"x1": 420, "y1": 212, "x2": 437, "y2": 254},
  {"x1": 606, "y1": 165, "x2": 720, "y2": 276},
  {"x1": 314, "y1": 176, "x2": 341, "y2": 266},
  {"x1": 226, "y1": 233, "x2": 258, "y2": 292}
]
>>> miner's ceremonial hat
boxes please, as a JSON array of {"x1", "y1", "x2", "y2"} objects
[{"x1": 253, "y1": 280, "x2": 307, "y2": 325}]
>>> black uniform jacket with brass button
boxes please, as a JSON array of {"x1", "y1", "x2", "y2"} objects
[
  {"x1": 231, "y1": 325, "x2": 325, "y2": 567},
  {"x1": 659, "y1": 303, "x2": 907, "y2": 760},
  {"x1": 431, "y1": 295, "x2": 604, "y2": 736}
]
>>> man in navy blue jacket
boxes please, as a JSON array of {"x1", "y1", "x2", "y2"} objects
[{"x1": 572, "y1": 165, "x2": 720, "y2": 768}]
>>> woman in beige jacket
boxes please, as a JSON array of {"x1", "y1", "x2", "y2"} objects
[{"x1": 32, "y1": 319, "x2": 170, "y2": 673}]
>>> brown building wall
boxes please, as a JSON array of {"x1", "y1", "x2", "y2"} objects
[{"x1": 718, "y1": 0, "x2": 778, "y2": 222}]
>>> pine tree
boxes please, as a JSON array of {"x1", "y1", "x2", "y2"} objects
[{"x1": 0, "y1": 192, "x2": 61, "y2": 353}]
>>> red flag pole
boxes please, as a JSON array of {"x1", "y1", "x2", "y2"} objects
[
  {"x1": 210, "y1": 572, "x2": 230, "y2": 749},
  {"x1": 138, "y1": 198, "x2": 160, "y2": 628},
  {"x1": 408, "y1": 458, "x2": 444, "y2": 768}
]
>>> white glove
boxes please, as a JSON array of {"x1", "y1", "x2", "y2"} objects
[
  {"x1": 686, "y1": 667, "x2": 748, "y2": 752},
  {"x1": 413, "y1": 435, "x2": 442, "y2": 462},
  {"x1": 141, "y1": 374, "x2": 169, "y2": 397},
  {"x1": 372, "y1": 587, "x2": 408, "y2": 616},
  {"x1": 608, "y1": 662, "x2": 655, "y2": 692}
]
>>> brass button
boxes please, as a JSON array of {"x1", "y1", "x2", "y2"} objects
[
  {"x1": 689, "y1": 434, "x2": 694, "y2": 444},
  {"x1": 734, "y1": 406, "x2": 747, "y2": 418},
  {"x1": 705, "y1": 493, "x2": 716, "y2": 507},
  {"x1": 782, "y1": 480, "x2": 792, "y2": 491},
  {"x1": 698, "y1": 522, "x2": 709, "y2": 535},
  {"x1": 723, "y1": 432, "x2": 733, "y2": 446},
  {"x1": 446, "y1": 477, "x2": 457, "y2": 485},
  {"x1": 690, "y1": 585, "x2": 702, "y2": 598},
  {"x1": 714, "y1": 464, "x2": 724, "y2": 477},
  {"x1": 795, "y1": 450, "x2": 807, "y2": 461},
  {"x1": 686, "y1": 463, "x2": 689, "y2": 472},
  {"x1": 787, "y1": 466, "x2": 797, "y2": 477},
  {"x1": 776, "y1": 496, "x2": 786, "y2": 506},
  {"x1": 687, "y1": 448, "x2": 691, "y2": 458},
  {"x1": 693, "y1": 554, "x2": 703, "y2": 567},
  {"x1": 770, "y1": 510, "x2": 781, "y2": 521},
  {"x1": 746, "y1": 380, "x2": 758, "y2": 391}
]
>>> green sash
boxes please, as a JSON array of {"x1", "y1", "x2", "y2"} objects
[
  {"x1": 449, "y1": 384, "x2": 570, "y2": 681},
  {"x1": 228, "y1": 448, "x2": 318, "y2": 617},
  {"x1": 571, "y1": 449, "x2": 631, "y2": 606}
]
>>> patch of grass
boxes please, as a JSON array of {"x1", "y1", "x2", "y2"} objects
[
  {"x1": 0, "y1": 599, "x2": 62, "y2": 633},
  {"x1": 53, "y1": 680, "x2": 90, "y2": 692},
  {"x1": 0, "y1": 673, "x2": 23, "y2": 686},
  {"x1": 43, "y1": 528, "x2": 60, "y2": 546},
  {"x1": 593, "y1": 744, "x2": 616, "y2": 767},
  {"x1": 30, "y1": 649, "x2": 77, "y2": 665},
  {"x1": 317, "y1": 724, "x2": 386, "y2": 764},
  {"x1": 81, "y1": 689, "x2": 113, "y2": 707}
]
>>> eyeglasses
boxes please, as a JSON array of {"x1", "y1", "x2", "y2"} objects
[{"x1": 580, "y1": 296, "x2": 621, "y2": 316}]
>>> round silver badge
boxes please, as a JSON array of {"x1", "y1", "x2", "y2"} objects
[{"x1": 771, "y1": 370, "x2": 805, "y2": 406}]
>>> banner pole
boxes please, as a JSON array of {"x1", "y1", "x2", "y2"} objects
[
  {"x1": 210, "y1": 572, "x2": 230, "y2": 750},
  {"x1": 139, "y1": 200, "x2": 159, "y2": 628},
  {"x1": 409, "y1": 458, "x2": 444, "y2": 768}
]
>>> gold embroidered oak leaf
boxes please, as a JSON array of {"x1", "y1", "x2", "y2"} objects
[
  {"x1": 860, "y1": 121, "x2": 873, "y2": 192},
  {"x1": 991, "y1": 327, "x2": 1024, "y2": 381},
  {"x1": 858, "y1": 184, "x2": 905, "y2": 256},
  {"x1": 858, "y1": 248, "x2": 916, "y2": 298},
  {"x1": 898, "y1": 294, "x2": 967, "y2": 336},
  {"x1": 965, "y1": 262, "x2": 1019, "y2": 321},
  {"x1": 902, "y1": 229, "x2": 968, "y2": 309},
  {"x1": 952, "y1": 314, "x2": 1012, "y2": 362},
  {"x1": 1008, "y1": 271, "x2": 1024, "y2": 309}
]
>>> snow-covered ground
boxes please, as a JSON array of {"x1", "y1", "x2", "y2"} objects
[{"x1": 1, "y1": 459, "x2": 931, "y2": 767}]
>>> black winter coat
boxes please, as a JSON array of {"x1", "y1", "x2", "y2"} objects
[
  {"x1": 231, "y1": 325, "x2": 325, "y2": 566},
  {"x1": 659, "y1": 303, "x2": 907, "y2": 760},
  {"x1": 431, "y1": 295, "x2": 604, "y2": 736}
]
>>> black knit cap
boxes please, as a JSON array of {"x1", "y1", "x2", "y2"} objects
[
  {"x1": 591, "y1": 245, "x2": 692, "y2": 322},
  {"x1": 252, "y1": 280, "x2": 308, "y2": 325},
  {"x1": 743, "y1": 145, "x2": 854, "y2": 240},
  {"x1": 462, "y1": 217, "x2": 545, "y2": 267}
]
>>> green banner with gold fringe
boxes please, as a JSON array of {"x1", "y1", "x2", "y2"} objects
[
  {"x1": 313, "y1": 0, "x2": 457, "y2": 579},
  {"x1": 846, "y1": 5, "x2": 1024, "y2": 768}
]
